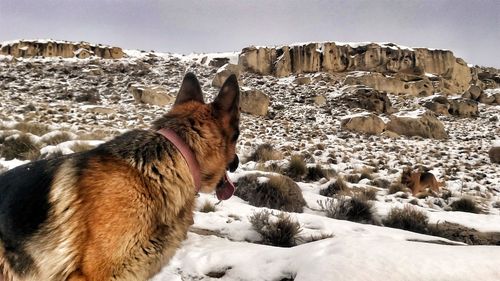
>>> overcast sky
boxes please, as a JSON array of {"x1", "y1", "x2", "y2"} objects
[{"x1": 0, "y1": 0, "x2": 499, "y2": 67}]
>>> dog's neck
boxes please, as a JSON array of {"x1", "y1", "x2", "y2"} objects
[{"x1": 157, "y1": 128, "x2": 201, "y2": 193}]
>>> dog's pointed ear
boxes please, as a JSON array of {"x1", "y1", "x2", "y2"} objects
[
  {"x1": 175, "y1": 73, "x2": 204, "y2": 105},
  {"x1": 213, "y1": 74, "x2": 240, "y2": 115}
]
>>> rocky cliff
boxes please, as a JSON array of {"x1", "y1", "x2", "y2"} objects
[
  {"x1": 0, "y1": 39, "x2": 124, "y2": 59},
  {"x1": 239, "y1": 42, "x2": 472, "y2": 95}
]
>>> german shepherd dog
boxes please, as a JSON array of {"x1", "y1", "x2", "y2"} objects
[
  {"x1": 401, "y1": 167, "x2": 444, "y2": 195},
  {"x1": 0, "y1": 73, "x2": 241, "y2": 281}
]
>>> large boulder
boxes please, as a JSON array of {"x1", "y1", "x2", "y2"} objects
[
  {"x1": 386, "y1": 110, "x2": 448, "y2": 139},
  {"x1": 422, "y1": 95, "x2": 450, "y2": 116},
  {"x1": 342, "y1": 86, "x2": 396, "y2": 114},
  {"x1": 238, "y1": 46, "x2": 276, "y2": 75},
  {"x1": 448, "y1": 98, "x2": 479, "y2": 117},
  {"x1": 240, "y1": 89, "x2": 270, "y2": 116},
  {"x1": 128, "y1": 84, "x2": 175, "y2": 106},
  {"x1": 489, "y1": 142, "x2": 500, "y2": 164},
  {"x1": 212, "y1": 63, "x2": 241, "y2": 88},
  {"x1": 341, "y1": 113, "x2": 386, "y2": 135}
]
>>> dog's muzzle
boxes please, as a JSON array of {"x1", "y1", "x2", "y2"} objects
[{"x1": 215, "y1": 155, "x2": 239, "y2": 200}]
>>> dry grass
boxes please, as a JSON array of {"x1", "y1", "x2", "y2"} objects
[
  {"x1": 43, "y1": 131, "x2": 73, "y2": 145},
  {"x1": 304, "y1": 164, "x2": 334, "y2": 182},
  {"x1": 450, "y1": 197, "x2": 481, "y2": 213},
  {"x1": 249, "y1": 210, "x2": 302, "y2": 247},
  {"x1": 318, "y1": 195, "x2": 375, "y2": 224},
  {"x1": 0, "y1": 134, "x2": 40, "y2": 160},
  {"x1": 320, "y1": 177, "x2": 348, "y2": 197},
  {"x1": 383, "y1": 205, "x2": 429, "y2": 234},
  {"x1": 285, "y1": 155, "x2": 307, "y2": 180},
  {"x1": 199, "y1": 201, "x2": 216, "y2": 213},
  {"x1": 247, "y1": 143, "x2": 283, "y2": 162},
  {"x1": 388, "y1": 181, "x2": 408, "y2": 194},
  {"x1": 13, "y1": 122, "x2": 50, "y2": 136},
  {"x1": 235, "y1": 174, "x2": 306, "y2": 213}
]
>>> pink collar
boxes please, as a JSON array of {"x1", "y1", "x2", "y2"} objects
[{"x1": 157, "y1": 128, "x2": 201, "y2": 193}]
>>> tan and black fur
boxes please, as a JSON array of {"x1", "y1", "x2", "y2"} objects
[
  {"x1": 401, "y1": 167, "x2": 444, "y2": 195},
  {"x1": 0, "y1": 73, "x2": 241, "y2": 281}
]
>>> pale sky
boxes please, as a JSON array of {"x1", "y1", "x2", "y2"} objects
[{"x1": 0, "y1": 0, "x2": 499, "y2": 67}]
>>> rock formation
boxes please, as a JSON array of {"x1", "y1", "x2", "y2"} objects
[
  {"x1": 239, "y1": 42, "x2": 472, "y2": 95},
  {"x1": 341, "y1": 113, "x2": 385, "y2": 135},
  {"x1": 128, "y1": 84, "x2": 175, "y2": 106},
  {"x1": 240, "y1": 89, "x2": 270, "y2": 116},
  {"x1": 0, "y1": 39, "x2": 124, "y2": 59},
  {"x1": 386, "y1": 110, "x2": 448, "y2": 139}
]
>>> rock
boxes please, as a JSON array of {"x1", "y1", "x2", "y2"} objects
[
  {"x1": 240, "y1": 89, "x2": 270, "y2": 116},
  {"x1": 313, "y1": 95, "x2": 326, "y2": 106},
  {"x1": 294, "y1": 76, "x2": 311, "y2": 85},
  {"x1": 465, "y1": 85, "x2": 482, "y2": 100},
  {"x1": 448, "y1": 98, "x2": 479, "y2": 117},
  {"x1": 342, "y1": 86, "x2": 396, "y2": 114},
  {"x1": 386, "y1": 110, "x2": 448, "y2": 139},
  {"x1": 344, "y1": 72, "x2": 433, "y2": 97},
  {"x1": 209, "y1": 57, "x2": 230, "y2": 68},
  {"x1": 84, "y1": 106, "x2": 116, "y2": 115},
  {"x1": 128, "y1": 84, "x2": 175, "y2": 106},
  {"x1": 238, "y1": 46, "x2": 276, "y2": 75},
  {"x1": 478, "y1": 92, "x2": 496, "y2": 105},
  {"x1": 238, "y1": 42, "x2": 471, "y2": 94},
  {"x1": 341, "y1": 113, "x2": 386, "y2": 135},
  {"x1": 212, "y1": 64, "x2": 241, "y2": 88},
  {"x1": 423, "y1": 96, "x2": 450, "y2": 116},
  {"x1": 0, "y1": 39, "x2": 124, "y2": 59},
  {"x1": 489, "y1": 145, "x2": 500, "y2": 164}
]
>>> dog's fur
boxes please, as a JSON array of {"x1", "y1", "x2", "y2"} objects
[
  {"x1": 401, "y1": 167, "x2": 444, "y2": 195},
  {"x1": 0, "y1": 73, "x2": 241, "y2": 281}
]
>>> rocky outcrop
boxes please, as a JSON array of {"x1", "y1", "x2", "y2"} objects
[
  {"x1": 128, "y1": 84, "x2": 175, "y2": 106},
  {"x1": 0, "y1": 39, "x2": 124, "y2": 59},
  {"x1": 212, "y1": 64, "x2": 241, "y2": 88},
  {"x1": 342, "y1": 86, "x2": 396, "y2": 114},
  {"x1": 423, "y1": 96, "x2": 479, "y2": 117},
  {"x1": 240, "y1": 89, "x2": 270, "y2": 116},
  {"x1": 489, "y1": 144, "x2": 500, "y2": 164},
  {"x1": 239, "y1": 42, "x2": 472, "y2": 95},
  {"x1": 386, "y1": 110, "x2": 448, "y2": 139},
  {"x1": 344, "y1": 72, "x2": 434, "y2": 96},
  {"x1": 341, "y1": 113, "x2": 385, "y2": 135}
]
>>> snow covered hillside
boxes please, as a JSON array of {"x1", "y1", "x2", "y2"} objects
[{"x1": 0, "y1": 40, "x2": 499, "y2": 281}]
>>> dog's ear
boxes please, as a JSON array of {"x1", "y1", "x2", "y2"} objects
[
  {"x1": 213, "y1": 74, "x2": 240, "y2": 116},
  {"x1": 175, "y1": 72, "x2": 204, "y2": 105}
]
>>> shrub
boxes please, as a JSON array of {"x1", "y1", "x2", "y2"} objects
[
  {"x1": 358, "y1": 168, "x2": 375, "y2": 181},
  {"x1": 235, "y1": 174, "x2": 306, "y2": 213},
  {"x1": 42, "y1": 131, "x2": 73, "y2": 145},
  {"x1": 345, "y1": 173, "x2": 360, "y2": 183},
  {"x1": 360, "y1": 188, "x2": 378, "y2": 201},
  {"x1": 318, "y1": 195, "x2": 375, "y2": 224},
  {"x1": 304, "y1": 164, "x2": 333, "y2": 182},
  {"x1": 319, "y1": 177, "x2": 348, "y2": 197},
  {"x1": 249, "y1": 209, "x2": 302, "y2": 247},
  {"x1": 383, "y1": 205, "x2": 429, "y2": 234},
  {"x1": 450, "y1": 197, "x2": 480, "y2": 213},
  {"x1": 199, "y1": 201, "x2": 216, "y2": 213},
  {"x1": 247, "y1": 143, "x2": 282, "y2": 162},
  {"x1": 13, "y1": 122, "x2": 50, "y2": 136},
  {"x1": 285, "y1": 155, "x2": 307, "y2": 180},
  {"x1": 371, "y1": 178, "x2": 391, "y2": 189},
  {"x1": 388, "y1": 181, "x2": 407, "y2": 194},
  {"x1": 0, "y1": 134, "x2": 40, "y2": 160}
]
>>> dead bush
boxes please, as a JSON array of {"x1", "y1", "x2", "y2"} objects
[
  {"x1": 383, "y1": 205, "x2": 429, "y2": 234},
  {"x1": 304, "y1": 164, "x2": 333, "y2": 182},
  {"x1": 249, "y1": 210, "x2": 302, "y2": 247},
  {"x1": 247, "y1": 143, "x2": 283, "y2": 162},
  {"x1": 70, "y1": 142, "x2": 95, "y2": 153},
  {"x1": 319, "y1": 177, "x2": 348, "y2": 197},
  {"x1": 450, "y1": 197, "x2": 480, "y2": 213},
  {"x1": 0, "y1": 134, "x2": 40, "y2": 160},
  {"x1": 235, "y1": 174, "x2": 306, "y2": 213},
  {"x1": 388, "y1": 181, "x2": 408, "y2": 194},
  {"x1": 371, "y1": 178, "x2": 391, "y2": 189},
  {"x1": 43, "y1": 131, "x2": 73, "y2": 145},
  {"x1": 285, "y1": 155, "x2": 307, "y2": 180},
  {"x1": 318, "y1": 195, "x2": 375, "y2": 224},
  {"x1": 199, "y1": 201, "x2": 216, "y2": 213}
]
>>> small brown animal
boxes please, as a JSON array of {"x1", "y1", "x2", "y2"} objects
[
  {"x1": 0, "y1": 73, "x2": 241, "y2": 281},
  {"x1": 401, "y1": 167, "x2": 444, "y2": 195}
]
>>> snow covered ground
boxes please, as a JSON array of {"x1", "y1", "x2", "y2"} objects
[{"x1": 0, "y1": 42, "x2": 499, "y2": 280}]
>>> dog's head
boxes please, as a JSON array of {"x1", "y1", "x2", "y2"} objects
[
  {"x1": 159, "y1": 73, "x2": 240, "y2": 198},
  {"x1": 401, "y1": 167, "x2": 413, "y2": 185}
]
